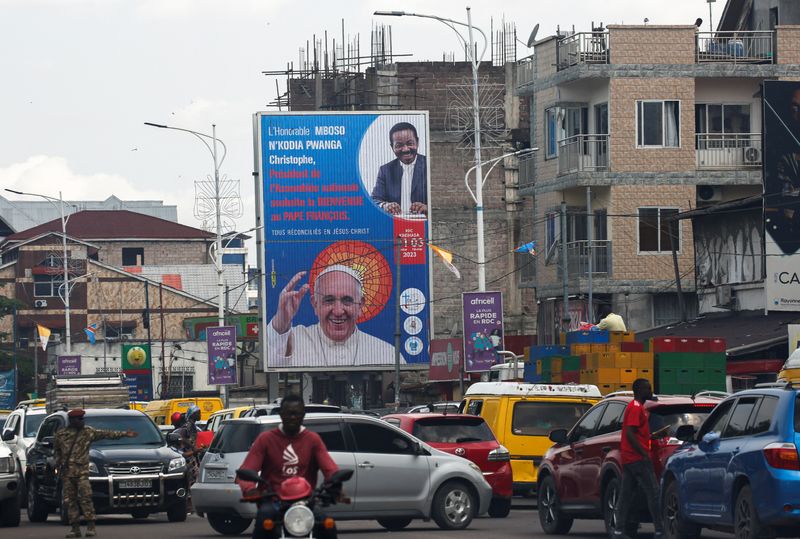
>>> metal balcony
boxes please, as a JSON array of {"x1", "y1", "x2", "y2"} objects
[
  {"x1": 567, "y1": 240, "x2": 611, "y2": 276},
  {"x1": 695, "y1": 133, "x2": 762, "y2": 169},
  {"x1": 696, "y1": 31, "x2": 774, "y2": 64},
  {"x1": 519, "y1": 151, "x2": 537, "y2": 190},
  {"x1": 516, "y1": 55, "x2": 535, "y2": 92},
  {"x1": 557, "y1": 32, "x2": 609, "y2": 71},
  {"x1": 558, "y1": 134, "x2": 609, "y2": 176}
]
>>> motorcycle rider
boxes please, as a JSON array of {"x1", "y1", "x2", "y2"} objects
[{"x1": 238, "y1": 393, "x2": 339, "y2": 539}]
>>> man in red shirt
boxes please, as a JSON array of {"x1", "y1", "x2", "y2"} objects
[
  {"x1": 614, "y1": 378, "x2": 665, "y2": 539},
  {"x1": 238, "y1": 394, "x2": 339, "y2": 539}
]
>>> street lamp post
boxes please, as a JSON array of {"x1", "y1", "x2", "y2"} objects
[
  {"x1": 375, "y1": 8, "x2": 488, "y2": 289},
  {"x1": 5, "y1": 189, "x2": 73, "y2": 354},
  {"x1": 144, "y1": 122, "x2": 229, "y2": 405}
]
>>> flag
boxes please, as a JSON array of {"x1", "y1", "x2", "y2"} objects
[
  {"x1": 84, "y1": 323, "x2": 98, "y2": 345},
  {"x1": 36, "y1": 324, "x2": 51, "y2": 351},
  {"x1": 513, "y1": 240, "x2": 537, "y2": 256},
  {"x1": 430, "y1": 245, "x2": 461, "y2": 279}
]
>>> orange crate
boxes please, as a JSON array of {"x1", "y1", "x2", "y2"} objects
[
  {"x1": 580, "y1": 369, "x2": 596, "y2": 384},
  {"x1": 619, "y1": 368, "x2": 637, "y2": 384},
  {"x1": 586, "y1": 353, "x2": 617, "y2": 369},
  {"x1": 637, "y1": 368, "x2": 654, "y2": 383},
  {"x1": 571, "y1": 344, "x2": 593, "y2": 356},
  {"x1": 611, "y1": 352, "x2": 632, "y2": 369},
  {"x1": 609, "y1": 331, "x2": 636, "y2": 343},
  {"x1": 599, "y1": 383, "x2": 615, "y2": 395},
  {"x1": 550, "y1": 358, "x2": 563, "y2": 373},
  {"x1": 550, "y1": 373, "x2": 563, "y2": 383},
  {"x1": 589, "y1": 368, "x2": 621, "y2": 384},
  {"x1": 612, "y1": 383, "x2": 631, "y2": 393},
  {"x1": 630, "y1": 352, "x2": 654, "y2": 369}
]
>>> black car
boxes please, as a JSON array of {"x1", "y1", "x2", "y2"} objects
[{"x1": 25, "y1": 409, "x2": 189, "y2": 522}]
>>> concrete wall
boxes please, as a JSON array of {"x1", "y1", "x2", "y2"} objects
[
  {"x1": 93, "y1": 240, "x2": 210, "y2": 267},
  {"x1": 608, "y1": 26, "x2": 697, "y2": 65}
]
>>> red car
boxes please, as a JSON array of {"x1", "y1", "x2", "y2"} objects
[
  {"x1": 536, "y1": 392, "x2": 725, "y2": 536},
  {"x1": 382, "y1": 412, "x2": 513, "y2": 518}
]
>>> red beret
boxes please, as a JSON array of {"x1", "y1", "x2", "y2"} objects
[{"x1": 67, "y1": 409, "x2": 86, "y2": 418}]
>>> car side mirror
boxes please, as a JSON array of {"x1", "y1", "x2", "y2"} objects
[
  {"x1": 40, "y1": 436, "x2": 54, "y2": 448},
  {"x1": 674, "y1": 425, "x2": 696, "y2": 442},
  {"x1": 411, "y1": 440, "x2": 428, "y2": 455},
  {"x1": 549, "y1": 429, "x2": 568, "y2": 444},
  {"x1": 701, "y1": 431, "x2": 721, "y2": 445},
  {"x1": 1, "y1": 430, "x2": 14, "y2": 442}
]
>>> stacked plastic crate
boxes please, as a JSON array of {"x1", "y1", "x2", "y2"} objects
[
  {"x1": 570, "y1": 331, "x2": 654, "y2": 395},
  {"x1": 650, "y1": 337, "x2": 727, "y2": 394},
  {"x1": 525, "y1": 345, "x2": 569, "y2": 383}
]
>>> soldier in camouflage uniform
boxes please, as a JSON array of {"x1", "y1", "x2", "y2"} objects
[{"x1": 54, "y1": 409, "x2": 136, "y2": 538}]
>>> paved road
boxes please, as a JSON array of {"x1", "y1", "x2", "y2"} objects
[{"x1": 2, "y1": 500, "x2": 727, "y2": 539}]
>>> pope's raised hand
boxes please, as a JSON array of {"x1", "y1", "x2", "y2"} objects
[{"x1": 272, "y1": 271, "x2": 310, "y2": 334}]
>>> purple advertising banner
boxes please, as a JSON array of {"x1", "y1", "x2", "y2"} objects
[
  {"x1": 207, "y1": 326, "x2": 237, "y2": 385},
  {"x1": 462, "y1": 292, "x2": 504, "y2": 373},
  {"x1": 57, "y1": 355, "x2": 81, "y2": 376},
  {"x1": 124, "y1": 373, "x2": 153, "y2": 401}
]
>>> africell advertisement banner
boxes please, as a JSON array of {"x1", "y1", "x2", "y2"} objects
[
  {"x1": 0, "y1": 370, "x2": 15, "y2": 410},
  {"x1": 207, "y1": 326, "x2": 237, "y2": 385},
  {"x1": 429, "y1": 338, "x2": 464, "y2": 382},
  {"x1": 57, "y1": 355, "x2": 81, "y2": 376},
  {"x1": 256, "y1": 112, "x2": 432, "y2": 370},
  {"x1": 764, "y1": 81, "x2": 800, "y2": 311},
  {"x1": 462, "y1": 292, "x2": 504, "y2": 373}
]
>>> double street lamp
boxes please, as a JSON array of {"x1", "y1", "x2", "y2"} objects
[
  {"x1": 375, "y1": 8, "x2": 490, "y2": 290},
  {"x1": 4, "y1": 188, "x2": 74, "y2": 354},
  {"x1": 144, "y1": 121, "x2": 229, "y2": 404}
]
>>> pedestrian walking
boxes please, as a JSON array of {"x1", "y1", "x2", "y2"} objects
[
  {"x1": 54, "y1": 409, "x2": 136, "y2": 538},
  {"x1": 172, "y1": 405, "x2": 201, "y2": 513},
  {"x1": 613, "y1": 378, "x2": 668, "y2": 539}
]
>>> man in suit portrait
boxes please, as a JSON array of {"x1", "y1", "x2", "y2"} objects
[{"x1": 371, "y1": 122, "x2": 428, "y2": 217}]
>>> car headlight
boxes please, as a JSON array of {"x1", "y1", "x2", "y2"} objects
[
  {"x1": 168, "y1": 457, "x2": 186, "y2": 472},
  {"x1": 283, "y1": 504, "x2": 315, "y2": 537},
  {"x1": 0, "y1": 457, "x2": 15, "y2": 474},
  {"x1": 88, "y1": 462, "x2": 99, "y2": 474}
]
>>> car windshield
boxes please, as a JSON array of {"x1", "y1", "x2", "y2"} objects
[
  {"x1": 208, "y1": 422, "x2": 277, "y2": 454},
  {"x1": 83, "y1": 415, "x2": 163, "y2": 446},
  {"x1": 412, "y1": 417, "x2": 495, "y2": 443},
  {"x1": 511, "y1": 402, "x2": 593, "y2": 436},
  {"x1": 25, "y1": 414, "x2": 46, "y2": 437},
  {"x1": 648, "y1": 404, "x2": 714, "y2": 437}
]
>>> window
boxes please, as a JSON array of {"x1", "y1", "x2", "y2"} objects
[
  {"x1": 25, "y1": 414, "x2": 46, "y2": 438},
  {"x1": 569, "y1": 404, "x2": 606, "y2": 442},
  {"x1": 698, "y1": 399, "x2": 734, "y2": 439},
  {"x1": 695, "y1": 104, "x2": 751, "y2": 135},
  {"x1": 595, "y1": 401, "x2": 627, "y2": 436},
  {"x1": 466, "y1": 400, "x2": 483, "y2": 416},
  {"x1": 383, "y1": 418, "x2": 401, "y2": 427},
  {"x1": 37, "y1": 418, "x2": 60, "y2": 441},
  {"x1": 105, "y1": 324, "x2": 135, "y2": 340},
  {"x1": 412, "y1": 418, "x2": 495, "y2": 444},
  {"x1": 723, "y1": 398, "x2": 758, "y2": 438},
  {"x1": 3, "y1": 415, "x2": 19, "y2": 436},
  {"x1": 208, "y1": 423, "x2": 273, "y2": 454},
  {"x1": 122, "y1": 247, "x2": 144, "y2": 266},
  {"x1": 305, "y1": 422, "x2": 346, "y2": 452},
  {"x1": 84, "y1": 415, "x2": 162, "y2": 446},
  {"x1": 545, "y1": 108, "x2": 558, "y2": 159},
  {"x1": 349, "y1": 422, "x2": 416, "y2": 454},
  {"x1": 33, "y1": 274, "x2": 64, "y2": 297},
  {"x1": 751, "y1": 396, "x2": 778, "y2": 435},
  {"x1": 546, "y1": 212, "x2": 559, "y2": 254},
  {"x1": 510, "y1": 401, "x2": 593, "y2": 437},
  {"x1": 639, "y1": 208, "x2": 679, "y2": 252},
  {"x1": 636, "y1": 100, "x2": 680, "y2": 147}
]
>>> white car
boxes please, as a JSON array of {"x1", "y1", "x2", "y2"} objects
[
  {"x1": 0, "y1": 442, "x2": 20, "y2": 527},
  {"x1": 1, "y1": 405, "x2": 48, "y2": 503},
  {"x1": 191, "y1": 413, "x2": 492, "y2": 535}
]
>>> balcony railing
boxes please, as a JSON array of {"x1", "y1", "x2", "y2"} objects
[
  {"x1": 557, "y1": 32, "x2": 609, "y2": 70},
  {"x1": 516, "y1": 55, "x2": 535, "y2": 91},
  {"x1": 696, "y1": 133, "x2": 762, "y2": 169},
  {"x1": 519, "y1": 151, "x2": 537, "y2": 189},
  {"x1": 558, "y1": 134, "x2": 609, "y2": 176},
  {"x1": 567, "y1": 240, "x2": 612, "y2": 276},
  {"x1": 696, "y1": 31, "x2": 774, "y2": 64}
]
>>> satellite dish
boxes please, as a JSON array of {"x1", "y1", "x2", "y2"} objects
[{"x1": 526, "y1": 24, "x2": 540, "y2": 47}]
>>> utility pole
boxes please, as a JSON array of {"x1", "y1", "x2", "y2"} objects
[
  {"x1": 394, "y1": 237, "x2": 402, "y2": 407},
  {"x1": 12, "y1": 304, "x2": 18, "y2": 405}
]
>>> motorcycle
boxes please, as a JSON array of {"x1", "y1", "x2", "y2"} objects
[{"x1": 236, "y1": 468, "x2": 353, "y2": 539}]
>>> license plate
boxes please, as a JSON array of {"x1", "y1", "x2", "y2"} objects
[
  {"x1": 118, "y1": 479, "x2": 152, "y2": 489},
  {"x1": 204, "y1": 469, "x2": 228, "y2": 482}
]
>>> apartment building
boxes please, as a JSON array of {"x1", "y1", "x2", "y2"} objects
[{"x1": 517, "y1": 11, "x2": 800, "y2": 342}]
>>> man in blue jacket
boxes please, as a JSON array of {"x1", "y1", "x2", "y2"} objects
[{"x1": 371, "y1": 122, "x2": 427, "y2": 217}]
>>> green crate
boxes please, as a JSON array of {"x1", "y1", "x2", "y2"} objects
[
  {"x1": 658, "y1": 353, "x2": 707, "y2": 369},
  {"x1": 657, "y1": 381, "x2": 685, "y2": 395},
  {"x1": 562, "y1": 356, "x2": 581, "y2": 371},
  {"x1": 539, "y1": 357, "x2": 553, "y2": 371},
  {"x1": 677, "y1": 368, "x2": 704, "y2": 385},
  {"x1": 657, "y1": 368, "x2": 678, "y2": 386},
  {"x1": 702, "y1": 353, "x2": 726, "y2": 370},
  {"x1": 540, "y1": 372, "x2": 551, "y2": 383}
]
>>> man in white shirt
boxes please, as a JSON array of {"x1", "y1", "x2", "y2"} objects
[
  {"x1": 595, "y1": 305, "x2": 627, "y2": 332},
  {"x1": 371, "y1": 122, "x2": 428, "y2": 217},
  {"x1": 267, "y1": 265, "x2": 398, "y2": 368}
]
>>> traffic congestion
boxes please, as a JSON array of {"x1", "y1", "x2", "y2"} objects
[{"x1": 1, "y1": 378, "x2": 799, "y2": 539}]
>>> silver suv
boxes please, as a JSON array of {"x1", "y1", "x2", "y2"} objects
[
  {"x1": 0, "y1": 442, "x2": 20, "y2": 527},
  {"x1": 191, "y1": 413, "x2": 492, "y2": 535}
]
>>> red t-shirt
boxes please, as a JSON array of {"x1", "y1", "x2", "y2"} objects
[
  {"x1": 238, "y1": 426, "x2": 338, "y2": 494},
  {"x1": 620, "y1": 399, "x2": 651, "y2": 465}
]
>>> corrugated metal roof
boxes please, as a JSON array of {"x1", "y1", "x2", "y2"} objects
[{"x1": 129, "y1": 264, "x2": 249, "y2": 313}]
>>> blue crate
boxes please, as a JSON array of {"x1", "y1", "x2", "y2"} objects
[
  {"x1": 566, "y1": 330, "x2": 609, "y2": 344},
  {"x1": 530, "y1": 345, "x2": 569, "y2": 360},
  {"x1": 523, "y1": 364, "x2": 542, "y2": 383}
]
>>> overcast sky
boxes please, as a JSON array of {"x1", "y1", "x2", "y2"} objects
[{"x1": 1, "y1": 0, "x2": 714, "y2": 256}]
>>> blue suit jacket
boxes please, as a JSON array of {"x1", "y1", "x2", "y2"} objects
[{"x1": 370, "y1": 154, "x2": 427, "y2": 206}]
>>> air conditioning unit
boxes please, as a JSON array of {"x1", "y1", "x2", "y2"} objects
[
  {"x1": 697, "y1": 186, "x2": 722, "y2": 203},
  {"x1": 743, "y1": 146, "x2": 761, "y2": 165},
  {"x1": 34, "y1": 299, "x2": 48, "y2": 309}
]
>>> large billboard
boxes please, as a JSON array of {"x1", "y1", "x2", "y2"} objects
[
  {"x1": 207, "y1": 326, "x2": 237, "y2": 385},
  {"x1": 764, "y1": 81, "x2": 800, "y2": 310},
  {"x1": 255, "y1": 112, "x2": 432, "y2": 370},
  {"x1": 462, "y1": 292, "x2": 504, "y2": 372}
]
